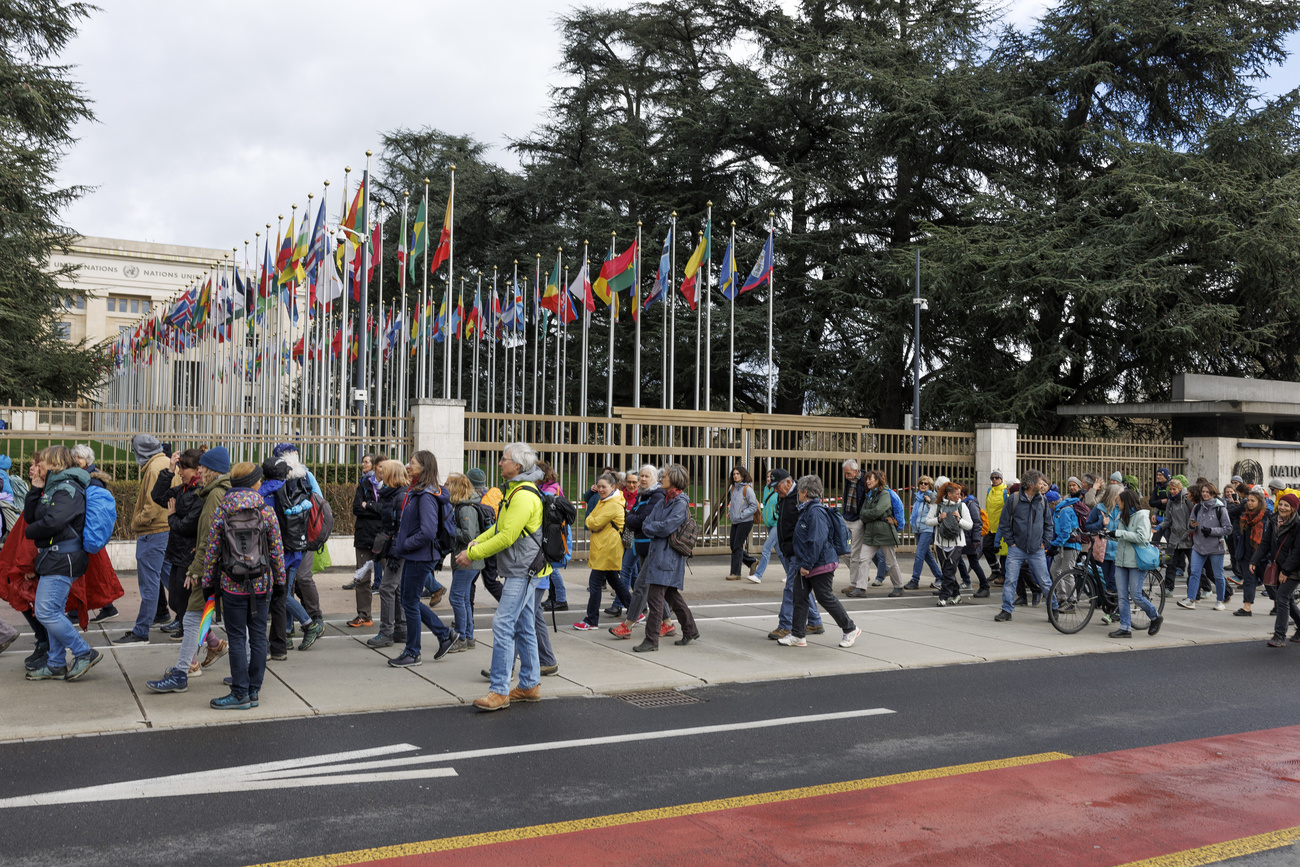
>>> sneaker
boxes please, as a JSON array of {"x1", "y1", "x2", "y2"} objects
[
  {"x1": 346, "y1": 616, "x2": 373, "y2": 628},
  {"x1": 23, "y1": 642, "x2": 48, "y2": 671},
  {"x1": 64, "y1": 649, "x2": 102, "y2": 681},
  {"x1": 223, "y1": 676, "x2": 233, "y2": 685},
  {"x1": 660, "y1": 622, "x2": 677, "y2": 637},
  {"x1": 929, "y1": 580, "x2": 939, "y2": 589},
  {"x1": 903, "y1": 580, "x2": 920, "y2": 590},
  {"x1": 994, "y1": 610, "x2": 1012, "y2": 622},
  {"x1": 152, "y1": 613, "x2": 172, "y2": 627},
  {"x1": 0, "y1": 634, "x2": 14, "y2": 655},
  {"x1": 90, "y1": 605, "x2": 119, "y2": 623},
  {"x1": 806, "y1": 624, "x2": 826, "y2": 635},
  {"x1": 540, "y1": 665, "x2": 559, "y2": 676},
  {"x1": 610, "y1": 622, "x2": 633, "y2": 639},
  {"x1": 634, "y1": 613, "x2": 647, "y2": 625},
  {"x1": 674, "y1": 633, "x2": 699, "y2": 646},
  {"x1": 1268, "y1": 637, "x2": 1286, "y2": 648},
  {"x1": 839, "y1": 627, "x2": 862, "y2": 648},
  {"x1": 604, "y1": 606, "x2": 623, "y2": 617},
  {"x1": 1214, "y1": 602, "x2": 1226, "y2": 611},
  {"x1": 725, "y1": 574, "x2": 741, "y2": 581},
  {"x1": 341, "y1": 580, "x2": 358, "y2": 590},
  {"x1": 25, "y1": 663, "x2": 67, "y2": 681},
  {"x1": 248, "y1": 691, "x2": 259, "y2": 708},
  {"x1": 951, "y1": 595, "x2": 964, "y2": 605},
  {"x1": 870, "y1": 580, "x2": 884, "y2": 587},
  {"x1": 846, "y1": 588, "x2": 867, "y2": 598},
  {"x1": 1148, "y1": 615, "x2": 1164, "y2": 636},
  {"x1": 473, "y1": 692, "x2": 510, "y2": 711},
  {"x1": 508, "y1": 685, "x2": 542, "y2": 702},
  {"x1": 776, "y1": 634, "x2": 807, "y2": 647},
  {"x1": 159, "y1": 619, "x2": 183, "y2": 634},
  {"x1": 767, "y1": 628, "x2": 790, "y2": 640},
  {"x1": 466, "y1": 638, "x2": 476, "y2": 649},
  {"x1": 573, "y1": 621, "x2": 598, "y2": 631},
  {"x1": 1234, "y1": 609, "x2": 1252, "y2": 617},
  {"x1": 1014, "y1": 597, "x2": 1028, "y2": 607},
  {"x1": 887, "y1": 589, "x2": 904, "y2": 598},
  {"x1": 937, "y1": 598, "x2": 950, "y2": 607},
  {"x1": 745, "y1": 574, "x2": 761, "y2": 584},
  {"x1": 269, "y1": 649, "x2": 288, "y2": 661},
  {"x1": 1177, "y1": 599, "x2": 1197, "y2": 610},
  {"x1": 210, "y1": 692, "x2": 252, "y2": 710},
  {"x1": 201, "y1": 640, "x2": 229, "y2": 668},
  {"x1": 146, "y1": 668, "x2": 189, "y2": 693},
  {"x1": 188, "y1": 660, "x2": 203, "y2": 678},
  {"x1": 1108, "y1": 629, "x2": 1132, "y2": 639},
  {"x1": 973, "y1": 588, "x2": 990, "y2": 598},
  {"x1": 298, "y1": 620, "x2": 325, "y2": 651},
  {"x1": 116, "y1": 631, "x2": 149, "y2": 644},
  {"x1": 433, "y1": 631, "x2": 459, "y2": 661},
  {"x1": 1031, "y1": 592, "x2": 1042, "y2": 607},
  {"x1": 542, "y1": 600, "x2": 569, "y2": 611},
  {"x1": 446, "y1": 637, "x2": 469, "y2": 653},
  {"x1": 367, "y1": 633, "x2": 394, "y2": 648},
  {"x1": 429, "y1": 587, "x2": 447, "y2": 607},
  {"x1": 388, "y1": 652, "x2": 422, "y2": 668}
]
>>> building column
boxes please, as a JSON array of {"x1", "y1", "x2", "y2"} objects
[
  {"x1": 976, "y1": 423, "x2": 1018, "y2": 503},
  {"x1": 410, "y1": 398, "x2": 465, "y2": 481}
]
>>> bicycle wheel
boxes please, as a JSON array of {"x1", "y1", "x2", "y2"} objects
[
  {"x1": 1049, "y1": 567, "x2": 1097, "y2": 634},
  {"x1": 1144, "y1": 570, "x2": 1167, "y2": 616}
]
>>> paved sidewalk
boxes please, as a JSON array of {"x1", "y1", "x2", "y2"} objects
[{"x1": 0, "y1": 556, "x2": 1270, "y2": 742}]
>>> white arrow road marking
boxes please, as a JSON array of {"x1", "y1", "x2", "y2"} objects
[{"x1": 0, "y1": 707, "x2": 894, "y2": 809}]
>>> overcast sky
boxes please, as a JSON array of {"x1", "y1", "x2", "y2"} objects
[{"x1": 54, "y1": 0, "x2": 1300, "y2": 253}]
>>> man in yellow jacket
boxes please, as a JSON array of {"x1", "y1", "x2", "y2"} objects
[
  {"x1": 983, "y1": 470, "x2": 1008, "y2": 579},
  {"x1": 118, "y1": 434, "x2": 172, "y2": 644},
  {"x1": 457, "y1": 442, "x2": 551, "y2": 712}
]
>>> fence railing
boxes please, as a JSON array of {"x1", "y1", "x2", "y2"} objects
[
  {"x1": 1016, "y1": 436, "x2": 1186, "y2": 491},
  {"x1": 466, "y1": 408, "x2": 978, "y2": 555}
]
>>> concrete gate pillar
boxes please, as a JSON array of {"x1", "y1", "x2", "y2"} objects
[
  {"x1": 976, "y1": 423, "x2": 1018, "y2": 503},
  {"x1": 410, "y1": 398, "x2": 465, "y2": 480}
]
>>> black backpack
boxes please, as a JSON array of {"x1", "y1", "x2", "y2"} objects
[
  {"x1": 220, "y1": 506, "x2": 271, "y2": 590},
  {"x1": 504, "y1": 485, "x2": 578, "y2": 575},
  {"x1": 276, "y1": 478, "x2": 313, "y2": 552}
]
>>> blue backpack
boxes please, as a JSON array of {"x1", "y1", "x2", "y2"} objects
[
  {"x1": 83, "y1": 486, "x2": 117, "y2": 553},
  {"x1": 823, "y1": 504, "x2": 851, "y2": 556},
  {"x1": 887, "y1": 487, "x2": 905, "y2": 528}
]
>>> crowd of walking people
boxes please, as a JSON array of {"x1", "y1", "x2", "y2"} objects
[{"x1": 3, "y1": 437, "x2": 1299, "y2": 713}]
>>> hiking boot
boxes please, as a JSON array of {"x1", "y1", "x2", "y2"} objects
[
  {"x1": 433, "y1": 631, "x2": 459, "y2": 660},
  {"x1": 201, "y1": 639, "x2": 229, "y2": 668},
  {"x1": 610, "y1": 622, "x2": 633, "y2": 639},
  {"x1": 806, "y1": 624, "x2": 826, "y2": 635},
  {"x1": 973, "y1": 588, "x2": 990, "y2": 598},
  {"x1": 159, "y1": 619, "x2": 182, "y2": 634},
  {"x1": 474, "y1": 692, "x2": 510, "y2": 711},
  {"x1": 777, "y1": 634, "x2": 807, "y2": 647},
  {"x1": 768, "y1": 628, "x2": 790, "y2": 640},
  {"x1": 25, "y1": 663, "x2": 67, "y2": 681},
  {"x1": 367, "y1": 634, "x2": 395, "y2": 648},
  {"x1": 446, "y1": 637, "x2": 469, "y2": 653},
  {"x1": 188, "y1": 660, "x2": 203, "y2": 678},
  {"x1": 660, "y1": 622, "x2": 677, "y2": 637},
  {"x1": 346, "y1": 616, "x2": 372, "y2": 628},
  {"x1": 90, "y1": 605, "x2": 119, "y2": 623},
  {"x1": 1268, "y1": 637, "x2": 1286, "y2": 648},
  {"x1": 297, "y1": 620, "x2": 325, "y2": 651},
  {"x1": 269, "y1": 650, "x2": 288, "y2": 661},
  {"x1": 429, "y1": 587, "x2": 447, "y2": 607},
  {"x1": 633, "y1": 640, "x2": 658, "y2": 652},
  {"x1": 466, "y1": 638, "x2": 476, "y2": 649},
  {"x1": 24, "y1": 642, "x2": 49, "y2": 672},
  {"x1": 65, "y1": 649, "x2": 102, "y2": 682},
  {"x1": 540, "y1": 664, "x2": 559, "y2": 676},
  {"x1": 604, "y1": 606, "x2": 623, "y2": 617},
  {"x1": 846, "y1": 588, "x2": 867, "y2": 598},
  {"x1": 508, "y1": 685, "x2": 541, "y2": 702},
  {"x1": 674, "y1": 633, "x2": 699, "y2": 646},
  {"x1": 388, "y1": 652, "x2": 422, "y2": 667},
  {"x1": 725, "y1": 574, "x2": 741, "y2": 581},
  {"x1": 115, "y1": 631, "x2": 148, "y2": 644},
  {"x1": 146, "y1": 667, "x2": 189, "y2": 693},
  {"x1": 210, "y1": 692, "x2": 252, "y2": 710}
]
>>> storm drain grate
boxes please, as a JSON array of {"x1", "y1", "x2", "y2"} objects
[{"x1": 618, "y1": 690, "x2": 705, "y2": 709}]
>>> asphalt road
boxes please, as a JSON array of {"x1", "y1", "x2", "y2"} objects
[{"x1": 0, "y1": 639, "x2": 1294, "y2": 867}]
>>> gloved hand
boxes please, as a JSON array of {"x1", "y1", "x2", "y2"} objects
[
  {"x1": 1045, "y1": 545, "x2": 1059, "y2": 558},
  {"x1": 1106, "y1": 530, "x2": 1118, "y2": 539},
  {"x1": 1200, "y1": 526, "x2": 1212, "y2": 537}
]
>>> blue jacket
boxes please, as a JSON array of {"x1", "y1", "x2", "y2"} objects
[
  {"x1": 0, "y1": 455, "x2": 11, "y2": 496},
  {"x1": 1085, "y1": 504, "x2": 1119, "y2": 561},
  {"x1": 641, "y1": 492, "x2": 689, "y2": 589},
  {"x1": 393, "y1": 485, "x2": 452, "y2": 563},
  {"x1": 1050, "y1": 497, "x2": 1083, "y2": 551},
  {"x1": 998, "y1": 489, "x2": 1053, "y2": 551},
  {"x1": 624, "y1": 485, "x2": 665, "y2": 560},
  {"x1": 910, "y1": 490, "x2": 934, "y2": 534},
  {"x1": 789, "y1": 499, "x2": 840, "y2": 576}
]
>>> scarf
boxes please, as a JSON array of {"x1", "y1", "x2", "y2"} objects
[
  {"x1": 1242, "y1": 506, "x2": 1266, "y2": 548},
  {"x1": 844, "y1": 476, "x2": 863, "y2": 516},
  {"x1": 664, "y1": 488, "x2": 682, "y2": 501}
]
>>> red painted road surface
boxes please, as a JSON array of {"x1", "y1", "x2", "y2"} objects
[{"x1": 343, "y1": 725, "x2": 1300, "y2": 866}]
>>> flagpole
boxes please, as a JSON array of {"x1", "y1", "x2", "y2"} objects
[
  {"x1": 729, "y1": 221, "x2": 736, "y2": 413},
  {"x1": 287, "y1": 202, "x2": 297, "y2": 438},
  {"x1": 532, "y1": 255, "x2": 541, "y2": 415},
  {"x1": 399, "y1": 191, "x2": 409, "y2": 433},
  {"x1": 668, "y1": 211, "x2": 676, "y2": 410},
  {"x1": 704, "y1": 201, "x2": 713, "y2": 411},
  {"x1": 511, "y1": 260, "x2": 519, "y2": 418},
  {"x1": 376, "y1": 199, "x2": 386, "y2": 444},
  {"x1": 634, "y1": 222, "x2": 642, "y2": 411},
  {"x1": 357, "y1": 152, "x2": 372, "y2": 436},
  {"x1": 693, "y1": 228, "x2": 702, "y2": 411},
  {"x1": 457, "y1": 275, "x2": 466, "y2": 401},
  {"x1": 444, "y1": 164, "x2": 455, "y2": 399},
  {"x1": 419, "y1": 178, "x2": 430, "y2": 400},
  {"x1": 580, "y1": 239, "x2": 590, "y2": 495},
  {"x1": 490, "y1": 265, "x2": 498, "y2": 426},
  {"x1": 560, "y1": 263, "x2": 568, "y2": 492},
  {"x1": 473, "y1": 272, "x2": 481, "y2": 413},
  {"x1": 767, "y1": 211, "x2": 775, "y2": 414},
  {"x1": 605, "y1": 231, "x2": 615, "y2": 463}
]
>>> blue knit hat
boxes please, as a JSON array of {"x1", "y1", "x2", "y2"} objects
[
  {"x1": 272, "y1": 442, "x2": 298, "y2": 458},
  {"x1": 199, "y1": 446, "x2": 230, "y2": 474},
  {"x1": 1045, "y1": 490, "x2": 1061, "y2": 503}
]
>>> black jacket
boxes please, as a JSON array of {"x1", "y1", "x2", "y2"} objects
[
  {"x1": 377, "y1": 485, "x2": 403, "y2": 540},
  {"x1": 1254, "y1": 517, "x2": 1300, "y2": 577},
  {"x1": 352, "y1": 475, "x2": 382, "y2": 549},
  {"x1": 776, "y1": 487, "x2": 799, "y2": 558},
  {"x1": 151, "y1": 468, "x2": 204, "y2": 568},
  {"x1": 625, "y1": 486, "x2": 665, "y2": 560},
  {"x1": 24, "y1": 468, "x2": 88, "y2": 578}
]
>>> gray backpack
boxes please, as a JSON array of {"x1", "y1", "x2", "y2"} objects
[{"x1": 220, "y1": 506, "x2": 271, "y2": 590}]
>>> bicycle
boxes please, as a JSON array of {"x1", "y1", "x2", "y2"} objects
[{"x1": 1048, "y1": 554, "x2": 1167, "y2": 634}]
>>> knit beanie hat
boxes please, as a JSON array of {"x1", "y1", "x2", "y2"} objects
[
  {"x1": 1067, "y1": 476, "x2": 1081, "y2": 488},
  {"x1": 198, "y1": 446, "x2": 230, "y2": 474},
  {"x1": 1109, "y1": 471, "x2": 1124, "y2": 482},
  {"x1": 1281, "y1": 493, "x2": 1300, "y2": 513},
  {"x1": 467, "y1": 468, "x2": 487, "y2": 487}
]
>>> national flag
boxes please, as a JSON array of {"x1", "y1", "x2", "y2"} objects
[
  {"x1": 678, "y1": 233, "x2": 707, "y2": 311},
  {"x1": 342, "y1": 177, "x2": 366, "y2": 239},
  {"x1": 541, "y1": 251, "x2": 562, "y2": 314},
  {"x1": 275, "y1": 226, "x2": 292, "y2": 277},
  {"x1": 719, "y1": 238, "x2": 740, "y2": 300},
  {"x1": 292, "y1": 208, "x2": 310, "y2": 265},
  {"x1": 430, "y1": 186, "x2": 452, "y2": 275},
  {"x1": 193, "y1": 275, "x2": 212, "y2": 330},
  {"x1": 741, "y1": 233, "x2": 774, "y2": 294},
  {"x1": 558, "y1": 284, "x2": 579, "y2": 325},
  {"x1": 465, "y1": 285, "x2": 482, "y2": 338},
  {"x1": 567, "y1": 260, "x2": 594, "y2": 314},
  {"x1": 407, "y1": 198, "x2": 427, "y2": 280},
  {"x1": 645, "y1": 229, "x2": 671, "y2": 309},
  {"x1": 367, "y1": 220, "x2": 382, "y2": 282},
  {"x1": 305, "y1": 201, "x2": 328, "y2": 298},
  {"x1": 452, "y1": 290, "x2": 464, "y2": 335},
  {"x1": 165, "y1": 288, "x2": 194, "y2": 329},
  {"x1": 489, "y1": 291, "x2": 502, "y2": 338},
  {"x1": 260, "y1": 241, "x2": 275, "y2": 301},
  {"x1": 320, "y1": 235, "x2": 345, "y2": 304},
  {"x1": 292, "y1": 336, "x2": 304, "y2": 362},
  {"x1": 433, "y1": 299, "x2": 447, "y2": 343},
  {"x1": 594, "y1": 241, "x2": 636, "y2": 306},
  {"x1": 233, "y1": 265, "x2": 249, "y2": 319},
  {"x1": 513, "y1": 281, "x2": 525, "y2": 331}
]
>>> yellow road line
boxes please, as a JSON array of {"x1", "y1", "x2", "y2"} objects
[
  {"x1": 249, "y1": 751, "x2": 1071, "y2": 867},
  {"x1": 1118, "y1": 825, "x2": 1300, "y2": 867}
]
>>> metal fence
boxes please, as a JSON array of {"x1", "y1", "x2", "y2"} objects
[
  {"x1": 1016, "y1": 436, "x2": 1186, "y2": 491},
  {"x1": 466, "y1": 408, "x2": 978, "y2": 555}
]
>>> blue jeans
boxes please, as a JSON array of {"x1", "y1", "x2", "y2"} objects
[
  {"x1": 490, "y1": 577, "x2": 540, "y2": 695},
  {"x1": 132, "y1": 531, "x2": 169, "y2": 637},
  {"x1": 910, "y1": 530, "x2": 942, "y2": 582},
  {"x1": 400, "y1": 559, "x2": 451, "y2": 657},
  {"x1": 1000, "y1": 545, "x2": 1050, "y2": 613},
  {"x1": 584, "y1": 569, "x2": 630, "y2": 626},
  {"x1": 421, "y1": 569, "x2": 445, "y2": 596},
  {"x1": 1116, "y1": 566, "x2": 1159, "y2": 631},
  {"x1": 450, "y1": 568, "x2": 477, "y2": 639},
  {"x1": 1189, "y1": 551, "x2": 1226, "y2": 603},
  {"x1": 754, "y1": 529, "x2": 780, "y2": 579},
  {"x1": 35, "y1": 573, "x2": 90, "y2": 668},
  {"x1": 283, "y1": 551, "x2": 310, "y2": 627},
  {"x1": 619, "y1": 547, "x2": 640, "y2": 589},
  {"x1": 874, "y1": 550, "x2": 887, "y2": 580},
  {"x1": 222, "y1": 590, "x2": 270, "y2": 698},
  {"x1": 533, "y1": 586, "x2": 555, "y2": 667},
  {"x1": 777, "y1": 550, "x2": 822, "y2": 630},
  {"x1": 548, "y1": 565, "x2": 567, "y2": 604}
]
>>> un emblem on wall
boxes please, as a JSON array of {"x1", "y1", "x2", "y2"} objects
[
  {"x1": 123, "y1": 265, "x2": 139, "y2": 279},
  {"x1": 1233, "y1": 459, "x2": 1263, "y2": 486}
]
